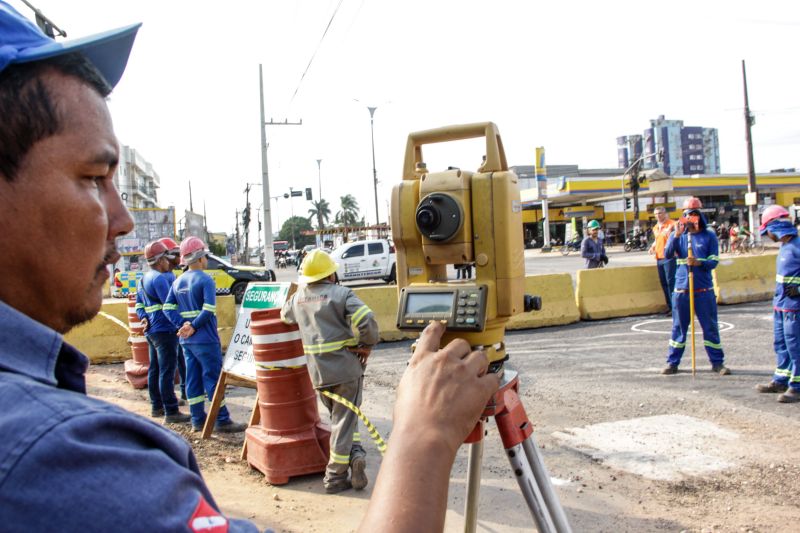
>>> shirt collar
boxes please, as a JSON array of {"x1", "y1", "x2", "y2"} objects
[{"x1": 0, "y1": 298, "x2": 64, "y2": 386}]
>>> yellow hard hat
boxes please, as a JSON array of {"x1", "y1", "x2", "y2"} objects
[{"x1": 299, "y1": 249, "x2": 339, "y2": 283}]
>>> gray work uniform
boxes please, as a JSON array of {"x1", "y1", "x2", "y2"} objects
[{"x1": 281, "y1": 280, "x2": 379, "y2": 484}]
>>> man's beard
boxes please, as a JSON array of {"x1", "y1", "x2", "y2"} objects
[{"x1": 63, "y1": 248, "x2": 117, "y2": 332}]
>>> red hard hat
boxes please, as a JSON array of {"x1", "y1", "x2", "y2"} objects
[
  {"x1": 759, "y1": 205, "x2": 791, "y2": 231},
  {"x1": 682, "y1": 197, "x2": 703, "y2": 210},
  {"x1": 144, "y1": 241, "x2": 168, "y2": 265},
  {"x1": 158, "y1": 237, "x2": 179, "y2": 252},
  {"x1": 180, "y1": 236, "x2": 208, "y2": 265}
]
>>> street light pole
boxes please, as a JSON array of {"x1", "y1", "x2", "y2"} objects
[
  {"x1": 316, "y1": 159, "x2": 322, "y2": 204},
  {"x1": 368, "y1": 106, "x2": 379, "y2": 226}
]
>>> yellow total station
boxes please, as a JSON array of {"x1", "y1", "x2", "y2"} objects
[{"x1": 391, "y1": 122, "x2": 534, "y2": 363}]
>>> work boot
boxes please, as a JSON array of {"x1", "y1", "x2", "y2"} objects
[
  {"x1": 777, "y1": 388, "x2": 800, "y2": 404},
  {"x1": 151, "y1": 407, "x2": 165, "y2": 418},
  {"x1": 192, "y1": 418, "x2": 206, "y2": 433},
  {"x1": 215, "y1": 420, "x2": 248, "y2": 433},
  {"x1": 350, "y1": 456, "x2": 368, "y2": 491},
  {"x1": 164, "y1": 412, "x2": 191, "y2": 424},
  {"x1": 755, "y1": 381, "x2": 788, "y2": 393},
  {"x1": 178, "y1": 398, "x2": 187, "y2": 407},
  {"x1": 661, "y1": 365, "x2": 678, "y2": 375},
  {"x1": 711, "y1": 364, "x2": 731, "y2": 375},
  {"x1": 324, "y1": 479, "x2": 352, "y2": 494}
]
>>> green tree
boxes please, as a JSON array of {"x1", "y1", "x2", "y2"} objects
[
  {"x1": 279, "y1": 216, "x2": 315, "y2": 249},
  {"x1": 308, "y1": 199, "x2": 331, "y2": 230},
  {"x1": 208, "y1": 239, "x2": 226, "y2": 257},
  {"x1": 335, "y1": 194, "x2": 360, "y2": 226}
]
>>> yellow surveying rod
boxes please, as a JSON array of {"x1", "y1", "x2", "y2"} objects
[{"x1": 687, "y1": 231, "x2": 696, "y2": 377}]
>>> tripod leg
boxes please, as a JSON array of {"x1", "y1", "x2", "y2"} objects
[
  {"x1": 464, "y1": 439, "x2": 483, "y2": 533},
  {"x1": 522, "y1": 436, "x2": 573, "y2": 533},
  {"x1": 506, "y1": 443, "x2": 557, "y2": 533}
]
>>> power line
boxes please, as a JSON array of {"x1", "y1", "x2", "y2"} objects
[{"x1": 289, "y1": 0, "x2": 345, "y2": 104}]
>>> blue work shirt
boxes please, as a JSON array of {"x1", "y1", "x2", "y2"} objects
[
  {"x1": 164, "y1": 270, "x2": 220, "y2": 345},
  {"x1": 0, "y1": 299, "x2": 261, "y2": 533},
  {"x1": 665, "y1": 228, "x2": 719, "y2": 290},
  {"x1": 135, "y1": 269, "x2": 175, "y2": 334},
  {"x1": 580, "y1": 237, "x2": 605, "y2": 269},
  {"x1": 775, "y1": 236, "x2": 800, "y2": 311}
]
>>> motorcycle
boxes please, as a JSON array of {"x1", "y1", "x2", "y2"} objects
[
  {"x1": 560, "y1": 237, "x2": 582, "y2": 256},
  {"x1": 624, "y1": 233, "x2": 649, "y2": 252}
]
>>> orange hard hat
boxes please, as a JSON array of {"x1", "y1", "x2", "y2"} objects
[
  {"x1": 144, "y1": 241, "x2": 168, "y2": 266},
  {"x1": 759, "y1": 205, "x2": 791, "y2": 232},
  {"x1": 682, "y1": 197, "x2": 703, "y2": 210},
  {"x1": 180, "y1": 236, "x2": 208, "y2": 265}
]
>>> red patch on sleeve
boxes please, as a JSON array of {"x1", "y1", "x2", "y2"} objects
[{"x1": 188, "y1": 495, "x2": 229, "y2": 533}]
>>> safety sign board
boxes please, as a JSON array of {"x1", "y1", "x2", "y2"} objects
[{"x1": 222, "y1": 282, "x2": 295, "y2": 381}]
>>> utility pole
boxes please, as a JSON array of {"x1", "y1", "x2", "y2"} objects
[
  {"x1": 742, "y1": 59, "x2": 758, "y2": 236},
  {"x1": 316, "y1": 159, "x2": 323, "y2": 209},
  {"x1": 256, "y1": 205, "x2": 263, "y2": 265},
  {"x1": 234, "y1": 210, "x2": 240, "y2": 263},
  {"x1": 188, "y1": 180, "x2": 194, "y2": 212},
  {"x1": 368, "y1": 107, "x2": 380, "y2": 226},
  {"x1": 259, "y1": 64, "x2": 302, "y2": 270},
  {"x1": 243, "y1": 184, "x2": 252, "y2": 265}
]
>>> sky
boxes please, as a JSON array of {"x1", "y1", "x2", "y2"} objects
[{"x1": 15, "y1": 0, "x2": 800, "y2": 246}]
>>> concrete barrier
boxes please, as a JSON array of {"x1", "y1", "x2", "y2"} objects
[
  {"x1": 67, "y1": 295, "x2": 237, "y2": 364},
  {"x1": 576, "y1": 265, "x2": 668, "y2": 320},
  {"x1": 352, "y1": 286, "x2": 415, "y2": 342},
  {"x1": 714, "y1": 254, "x2": 775, "y2": 305},
  {"x1": 508, "y1": 273, "x2": 580, "y2": 330}
]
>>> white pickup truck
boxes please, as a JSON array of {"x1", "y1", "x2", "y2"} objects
[{"x1": 329, "y1": 239, "x2": 396, "y2": 284}]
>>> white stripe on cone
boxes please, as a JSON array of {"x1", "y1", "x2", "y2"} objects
[
  {"x1": 255, "y1": 354, "x2": 308, "y2": 368},
  {"x1": 252, "y1": 331, "x2": 302, "y2": 344}
]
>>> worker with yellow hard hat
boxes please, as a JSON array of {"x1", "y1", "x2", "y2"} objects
[{"x1": 281, "y1": 249, "x2": 379, "y2": 494}]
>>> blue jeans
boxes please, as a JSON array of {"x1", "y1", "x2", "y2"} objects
[
  {"x1": 667, "y1": 290, "x2": 724, "y2": 367},
  {"x1": 146, "y1": 331, "x2": 180, "y2": 414},
  {"x1": 773, "y1": 310, "x2": 800, "y2": 390},
  {"x1": 657, "y1": 258, "x2": 676, "y2": 310},
  {"x1": 182, "y1": 342, "x2": 231, "y2": 427}
]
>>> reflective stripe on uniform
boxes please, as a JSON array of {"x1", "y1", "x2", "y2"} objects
[
  {"x1": 180, "y1": 310, "x2": 201, "y2": 318},
  {"x1": 351, "y1": 305, "x2": 372, "y2": 328},
  {"x1": 144, "y1": 304, "x2": 162, "y2": 313},
  {"x1": 352, "y1": 432, "x2": 361, "y2": 443},
  {"x1": 703, "y1": 340, "x2": 722, "y2": 349},
  {"x1": 252, "y1": 331, "x2": 302, "y2": 344},
  {"x1": 677, "y1": 259, "x2": 687, "y2": 265},
  {"x1": 775, "y1": 368, "x2": 791, "y2": 377},
  {"x1": 202, "y1": 303, "x2": 216, "y2": 314},
  {"x1": 162, "y1": 303, "x2": 178, "y2": 311},
  {"x1": 777, "y1": 275, "x2": 800, "y2": 284},
  {"x1": 669, "y1": 339, "x2": 686, "y2": 348},
  {"x1": 187, "y1": 395, "x2": 206, "y2": 406},
  {"x1": 304, "y1": 337, "x2": 358, "y2": 355},
  {"x1": 330, "y1": 450, "x2": 350, "y2": 465},
  {"x1": 134, "y1": 303, "x2": 145, "y2": 310}
]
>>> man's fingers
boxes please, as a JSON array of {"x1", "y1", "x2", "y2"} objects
[
  {"x1": 462, "y1": 349, "x2": 490, "y2": 376},
  {"x1": 410, "y1": 321, "x2": 444, "y2": 362}
]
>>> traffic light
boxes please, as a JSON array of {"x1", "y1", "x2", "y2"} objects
[
  {"x1": 305, "y1": 187, "x2": 312, "y2": 201},
  {"x1": 625, "y1": 198, "x2": 632, "y2": 209}
]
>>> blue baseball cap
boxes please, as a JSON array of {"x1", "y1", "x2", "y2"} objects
[{"x1": 0, "y1": 1, "x2": 140, "y2": 88}]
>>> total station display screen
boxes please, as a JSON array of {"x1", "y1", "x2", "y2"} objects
[{"x1": 404, "y1": 292, "x2": 454, "y2": 315}]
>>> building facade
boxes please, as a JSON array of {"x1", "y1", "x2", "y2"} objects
[
  {"x1": 114, "y1": 145, "x2": 160, "y2": 208},
  {"x1": 618, "y1": 115, "x2": 720, "y2": 176}
]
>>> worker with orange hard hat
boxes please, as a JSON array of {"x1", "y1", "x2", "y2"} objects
[
  {"x1": 661, "y1": 197, "x2": 730, "y2": 376},
  {"x1": 157, "y1": 236, "x2": 187, "y2": 401},
  {"x1": 164, "y1": 237, "x2": 246, "y2": 433},
  {"x1": 756, "y1": 205, "x2": 800, "y2": 402},
  {"x1": 135, "y1": 241, "x2": 190, "y2": 424}
]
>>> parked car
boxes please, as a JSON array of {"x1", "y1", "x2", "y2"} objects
[{"x1": 329, "y1": 239, "x2": 396, "y2": 284}]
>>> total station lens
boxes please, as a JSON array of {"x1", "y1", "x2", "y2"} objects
[{"x1": 416, "y1": 206, "x2": 439, "y2": 231}]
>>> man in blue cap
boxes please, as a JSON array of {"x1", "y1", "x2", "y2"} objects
[
  {"x1": 661, "y1": 197, "x2": 730, "y2": 375},
  {"x1": 0, "y1": 5, "x2": 500, "y2": 531},
  {"x1": 755, "y1": 205, "x2": 800, "y2": 403}
]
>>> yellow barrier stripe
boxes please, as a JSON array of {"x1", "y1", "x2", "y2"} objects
[{"x1": 320, "y1": 390, "x2": 386, "y2": 456}]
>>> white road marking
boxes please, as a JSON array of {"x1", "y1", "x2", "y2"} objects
[{"x1": 631, "y1": 319, "x2": 734, "y2": 334}]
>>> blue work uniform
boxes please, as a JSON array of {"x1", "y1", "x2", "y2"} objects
[
  {"x1": 664, "y1": 217, "x2": 725, "y2": 367},
  {"x1": 580, "y1": 237, "x2": 606, "y2": 269},
  {"x1": 163, "y1": 269, "x2": 188, "y2": 398},
  {"x1": 136, "y1": 269, "x2": 180, "y2": 414},
  {"x1": 0, "y1": 299, "x2": 261, "y2": 532},
  {"x1": 164, "y1": 270, "x2": 231, "y2": 428},
  {"x1": 771, "y1": 229, "x2": 800, "y2": 391}
]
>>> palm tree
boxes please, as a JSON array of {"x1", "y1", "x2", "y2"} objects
[
  {"x1": 336, "y1": 194, "x2": 360, "y2": 226},
  {"x1": 308, "y1": 199, "x2": 331, "y2": 229}
]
